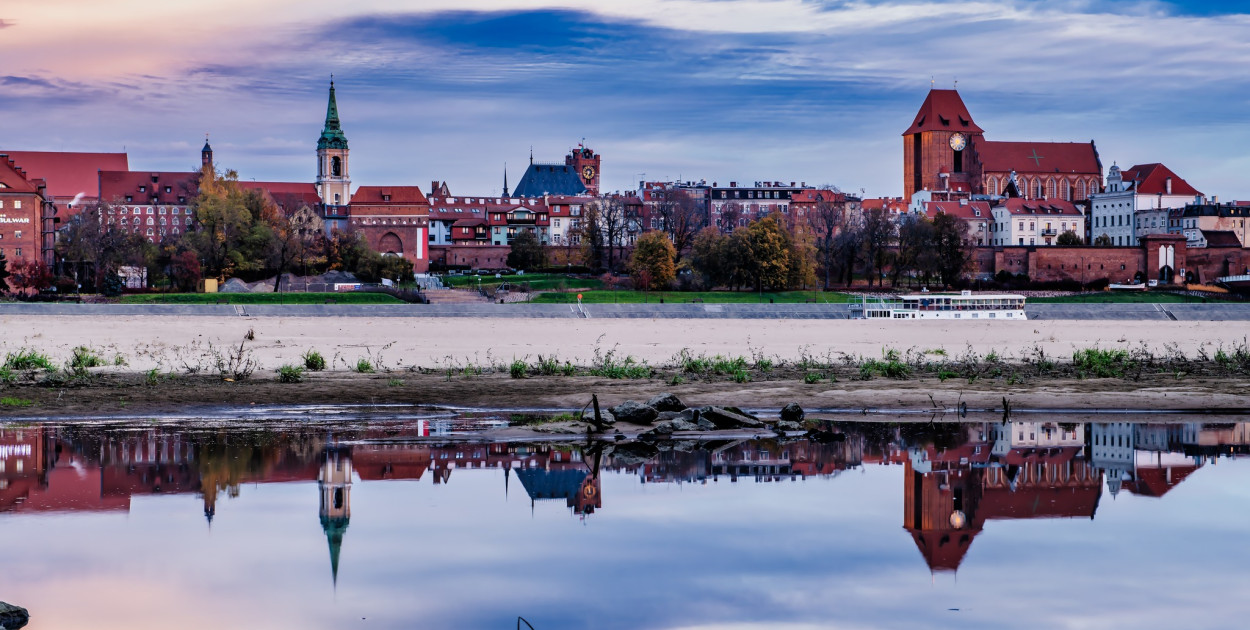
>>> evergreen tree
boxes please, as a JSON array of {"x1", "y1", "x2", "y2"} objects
[{"x1": 0, "y1": 250, "x2": 9, "y2": 293}]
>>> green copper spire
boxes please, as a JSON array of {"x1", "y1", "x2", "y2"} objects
[
  {"x1": 321, "y1": 513, "x2": 349, "y2": 586},
  {"x1": 318, "y1": 78, "x2": 349, "y2": 150}
]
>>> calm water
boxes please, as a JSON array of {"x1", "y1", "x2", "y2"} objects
[{"x1": 1, "y1": 416, "x2": 1249, "y2": 629}]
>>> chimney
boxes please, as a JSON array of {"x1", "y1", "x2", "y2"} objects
[
  {"x1": 790, "y1": 182, "x2": 796, "y2": 187},
  {"x1": 730, "y1": 182, "x2": 736, "y2": 187}
]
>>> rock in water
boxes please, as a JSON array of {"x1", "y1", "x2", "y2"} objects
[
  {"x1": 775, "y1": 420, "x2": 804, "y2": 431},
  {"x1": 610, "y1": 401, "x2": 659, "y2": 425},
  {"x1": 0, "y1": 602, "x2": 29, "y2": 629},
  {"x1": 780, "y1": 403, "x2": 805, "y2": 424},
  {"x1": 699, "y1": 406, "x2": 766, "y2": 429},
  {"x1": 646, "y1": 393, "x2": 687, "y2": 413},
  {"x1": 610, "y1": 441, "x2": 660, "y2": 466}
]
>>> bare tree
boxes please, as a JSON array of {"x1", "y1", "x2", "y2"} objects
[
  {"x1": 807, "y1": 190, "x2": 847, "y2": 290},
  {"x1": 652, "y1": 188, "x2": 705, "y2": 261},
  {"x1": 718, "y1": 201, "x2": 744, "y2": 234},
  {"x1": 860, "y1": 207, "x2": 895, "y2": 287}
]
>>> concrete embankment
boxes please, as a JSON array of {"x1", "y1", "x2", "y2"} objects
[{"x1": 2, "y1": 301, "x2": 1249, "y2": 319}]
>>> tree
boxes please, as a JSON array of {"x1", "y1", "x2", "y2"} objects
[
  {"x1": 629, "y1": 231, "x2": 676, "y2": 291},
  {"x1": 652, "y1": 188, "x2": 705, "y2": 260},
  {"x1": 1093, "y1": 233, "x2": 1113, "y2": 247},
  {"x1": 0, "y1": 250, "x2": 9, "y2": 293},
  {"x1": 718, "y1": 201, "x2": 744, "y2": 233},
  {"x1": 55, "y1": 202, "x2": 153, "y2": 291},
  {"x1": 860, "y1": 208, "x2": 895, "y2": 287},
  {"x1": 185, "y1": 169, "x2": 253, "y2": 278},
  {"x1": 506, "y1": 230, "x2": 546, "y2": 271},
  {"x1": 931, "y1": 212, "x2": 972, "y2": 288},
  {"x1": 892, "y1": 213, "x2": 936, "y2": 288},
  {"x1": 9, "y1": 259, "x2": 54, "y2": 293},
  {"x1": 807, "y1": 190, "x2": 847, "y2": 289},
  {"x1": 690, "y1": 226, "x2": 728, "y2": 289},
  {"x1": 1057, "y1": 230, "x2": 1084, "y2": 246},
  {"x1": 742, "y1": 215, "x2": 792, "y2": 291}
]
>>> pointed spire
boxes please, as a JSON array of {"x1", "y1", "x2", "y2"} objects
[
  {"x1": 529, "y1": 146, "x2": 533, "y2": 165},
  {"x1": 502, "y1": 164, "x2": 510, "y2": 198},
  {"x1": 318, "y1": 77, "x2": 349, "y2": 150}
]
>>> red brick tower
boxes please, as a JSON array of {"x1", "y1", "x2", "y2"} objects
[
  {"x1": 565, "y1": 144, "x2": 600, "y2": 196},
  {"x1": 902, "y1": 89, "x2": 985, "y2": 201}
]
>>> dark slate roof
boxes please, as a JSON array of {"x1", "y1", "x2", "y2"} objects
[
  {"x1": 511, "y1": 163, "x2": 588, "y2": 198},
  {"x1": 515, "y1": 468, "x2": 588, "y2": 501}
]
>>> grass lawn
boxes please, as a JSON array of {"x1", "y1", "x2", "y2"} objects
[
  {"x1": 1030, "y1": 291, "x2": 1225, "y2": 304},
  {"x1": 118, "y1": 292, "x2": 404, "y2": 305},
  {"x1": 528, "y1": 290, "x2": 854, "y2": 304},
  {"x1": 443, "y1": 273, "x2": 603, "y2": 291}
]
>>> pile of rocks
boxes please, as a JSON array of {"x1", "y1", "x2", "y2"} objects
[
  {"x1": 0, "y1": 602, "x2": 29, "y2": 629},
  {"x1": 599, "y1": 394, "x2": 809, "y2": 438}
]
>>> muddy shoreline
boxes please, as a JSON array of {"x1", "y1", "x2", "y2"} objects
[{"x1": 2, "y1": 369, "x2": 1246, "y2": 423}]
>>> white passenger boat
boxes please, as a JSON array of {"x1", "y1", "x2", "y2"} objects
[{"x1": 850, "y1": 290, "x2": 1027, "y2": 320}]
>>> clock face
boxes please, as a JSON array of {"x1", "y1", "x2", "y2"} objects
[
  {"x1": 582, "y1": 165, "x2": 596, "y2": 180},
  {"x1": 949, "y1": 133, "x2": 968, "y2": 152}
]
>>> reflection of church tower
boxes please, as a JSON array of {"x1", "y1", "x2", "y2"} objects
[
  {"x1": 319, "y1": 446, "x2": 353, "y2": 586},
  {"x1": 316, "y1": 79, "x2": 351, "y2": 207}
]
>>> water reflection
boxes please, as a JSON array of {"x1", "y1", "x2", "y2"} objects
[{"x1": 1, "y1": 418, "x2": 1249, "y2": 628}]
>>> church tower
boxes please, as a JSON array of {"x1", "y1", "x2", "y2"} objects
[
  {"x1": 319, "y1": 445, "x2": 353, "y2": 586},
  {"x1": 201, "y1": 136, "x2": 213, "y2": 171},
  {"x1": 317, "y1": 79, "x2": 351, "y2": 207},
  {"x1": 902, "y1": 89, "x2": 984, "y2": 201}
]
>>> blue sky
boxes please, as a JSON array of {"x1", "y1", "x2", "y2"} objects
[{"x1": 2, "y1": 0, "x2": 1249, "y2": 198}]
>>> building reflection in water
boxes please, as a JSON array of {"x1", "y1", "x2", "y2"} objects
[{"x1": 2, "y1": 419, "x2": 1249, "y2": 583}]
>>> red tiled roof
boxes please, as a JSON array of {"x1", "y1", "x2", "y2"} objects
[
  {"x1": 0, "y1": 157, "x2": 42, "y2": 193},
  {"x1": 923, "y1": 201, "x2": 991, "y2": 220},
  {"x1": 245, "y1": 181, "x2": 322, "y2": 210},
  {"x1": 98, "y1": 170, "x2": 200, "y2": 205},
  {"x1": 979, "y1": 485, "x2": 1101, "y2": 520},
  {"x1": 352, "y1": 186, "x2": 429, "y2": 204},
  {"x1": 908, "y1": 528, "x2": 980, "y2": 572},
  {"x1": 451, "y1": 218, "x2": 488, "y2": 228},
  {"x1": 976, "y1": 141, "x2": 1101, "y2": 175},
  {"x1": 1200, "y1": 230, "x2": 1242, "y2": 248},
  {"x1": 790, "y1": 189, "x2": 846, "y2": 204},
  {"x1": 996, "y1": 198, "x2": 1083, "y2": 216},
  {"x1": 903, "y1": 89, "x2": 984, "y2": 135},
  {"x1": 0, "y1": 150, "x2": 128, "y2": 200},
  {"x1": 1128, "y1": 464, "x2": 1199, "y2": 498},
  {"x1": 1119, "y1": 163, "x2": 1202, "y2": 197}
]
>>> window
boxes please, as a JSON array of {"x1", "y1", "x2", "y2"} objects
[
  {"x1": 14, "y1": 231, "x2": 21, "y2": 239},
  {"x1": 14, "y1": 248, "x2": 20, "y2": 257}
]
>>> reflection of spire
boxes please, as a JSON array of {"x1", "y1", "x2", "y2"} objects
[
  {"x1": 504, "y1": 466, "x2": 510, "y2": 499},
  {"x1": 319, "y1": 446, "x2": 353, "y2": 588},
  {"x1": 203, "y1": 481, "x2": 218, "y2": 527}
]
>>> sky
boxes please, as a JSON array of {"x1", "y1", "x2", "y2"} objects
[{"x1": 2, "y1": 0, "x2": 1250, "y2": 199}]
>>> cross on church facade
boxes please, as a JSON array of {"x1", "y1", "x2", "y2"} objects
[{"x1": 1027, "y1": 149, "x2": 1045, "y2": 167}]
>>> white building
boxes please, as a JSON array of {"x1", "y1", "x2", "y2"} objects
[
  {"x1": 989, "y1": 198, "x2": 1085, "y2": 246},
  {"x1": 1089, "y1": 163, "x2": 1202, "y2": 247}
]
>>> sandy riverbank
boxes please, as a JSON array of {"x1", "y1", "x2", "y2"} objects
[
  {"x1": 1, "y1": 316, "x2": 1246, "y2": 418},
  {"x1": 1, "y1": 315, "x2": 1247, "y2": 372}
]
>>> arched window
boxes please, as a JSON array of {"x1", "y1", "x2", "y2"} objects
[
  {"x1": 1035, "y1": 179, "x2": 1044, "y2": 199},
  {"x1": 1046, "y1": 179, "x2": 1056, "y2": 199},
  {"x1": 331, "y1": 156, "x2": 342, "y2": 177},
  {"x1": 1061, "y1": 179, "x2": 1071, "y2": 201},
  {"x1": 147, "y1": 217, "x2": 154, "y2": 225},
  {"x1": 1076, "y1": 179, "x2": 1086, "y2": 200},
  {"x1": 987, "y1": 177, "x2": 998, "y2": 196}
]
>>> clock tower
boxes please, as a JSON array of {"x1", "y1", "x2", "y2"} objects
[
  {"x1": 565, "y1": 144, "x2": 600, "y2": 196},
  {"x1": 902, "y1": 88, "x2": 984, "y2": 201},
  {"x1": 317, "y1": 79, "x2": 351, "y2": 207}
]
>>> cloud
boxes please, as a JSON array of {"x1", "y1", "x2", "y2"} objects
[
  {"x1": 3, "y1": 2, "x2": 1250, "y2": 198},
  {"x1": 0, "y1": 18, "x2": 13, "y2": 28}
]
